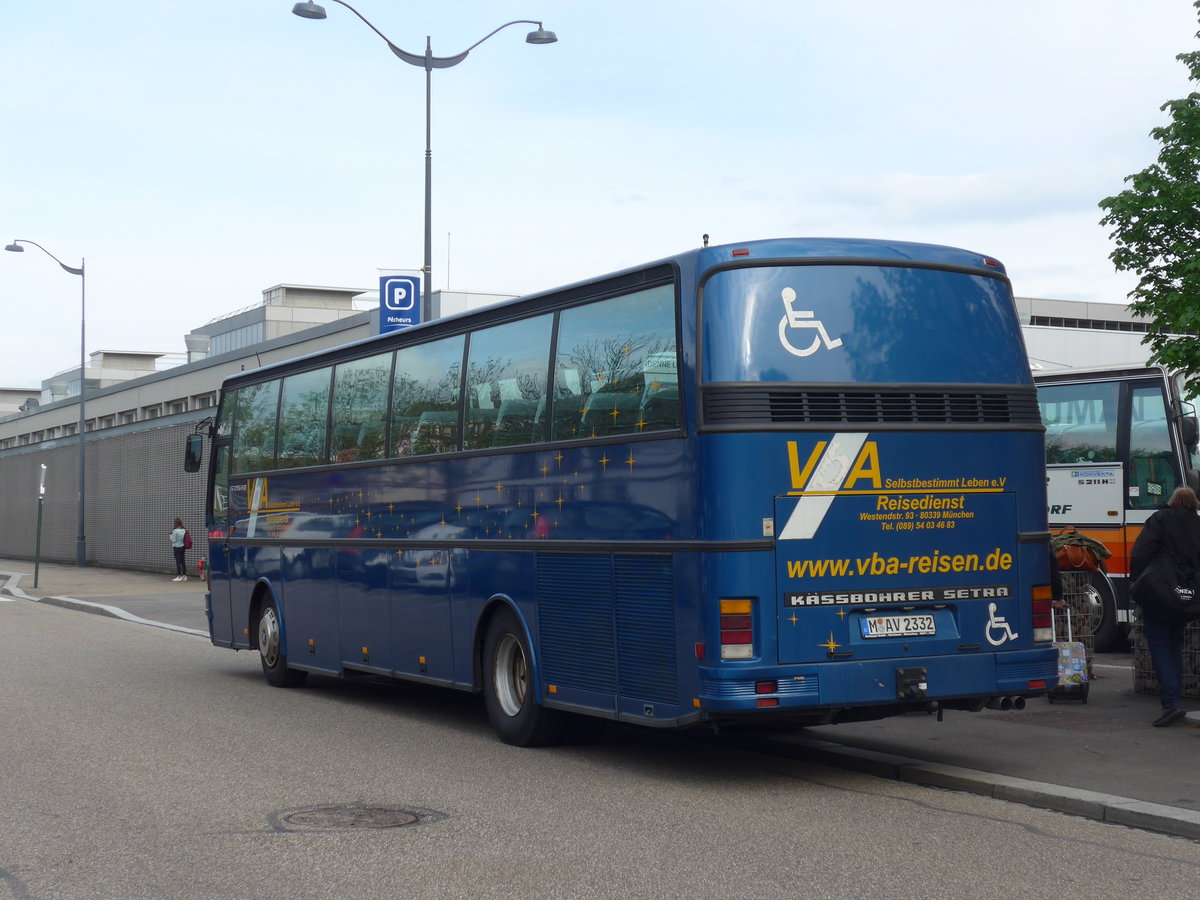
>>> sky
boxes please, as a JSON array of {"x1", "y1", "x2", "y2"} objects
[{"x1": 2, "y1": 0, "x2": 1198, "y2": 387}]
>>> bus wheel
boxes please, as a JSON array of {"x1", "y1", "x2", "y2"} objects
[
  {"x1": 1080, "y1": 570, "x2": 1120, "y2": 652},
  {"x1": 482, "y1": 607, "x2": 564, "y2": 746},
  {"x1": 258, "y1": 598, "x2": 307, "y2": 688}
]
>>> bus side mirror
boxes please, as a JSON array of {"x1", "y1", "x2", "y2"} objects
[
  {"x1": 184, "y1": 434, "x2": 204, "y2": 473},
  {"x1": 1183, "y1": 414, "x2": 1199, "y2": 452}
]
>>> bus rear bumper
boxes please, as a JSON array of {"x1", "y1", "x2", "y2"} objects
[{"x1": 697, "y1": 648, "x2": 1057, "y2": 717}]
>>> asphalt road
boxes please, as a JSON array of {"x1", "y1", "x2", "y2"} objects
[{"x1": 2, "y1": 599, "x2": 1198, "y2": 900}]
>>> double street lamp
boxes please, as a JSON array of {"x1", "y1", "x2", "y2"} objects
[
  {"x1": 4, "y1": 239, "x2": 88, "y2": 567},
  {"x1": 291, "y1": 1, "x2": 557, "y2": 322}
]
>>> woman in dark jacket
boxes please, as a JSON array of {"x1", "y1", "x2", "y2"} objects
[{"x1": 1129, "y1": 486, "x2": 1200, "y2": 726}]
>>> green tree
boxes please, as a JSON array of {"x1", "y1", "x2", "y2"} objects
[{"x1": 1099, "y1": 2, "x2": 1200, "y2": 394}]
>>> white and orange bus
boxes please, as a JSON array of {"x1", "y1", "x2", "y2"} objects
[{"x1": 1036, "y1": 364, "x2": 1200, "y2": 649}]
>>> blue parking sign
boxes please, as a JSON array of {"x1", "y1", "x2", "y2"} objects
[{"x1": 379, "y1": 272, "x2": 422, "y2": 332}]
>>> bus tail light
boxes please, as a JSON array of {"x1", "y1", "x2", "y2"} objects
[
  {"x1": 720, "y1": 598, "x2": 754, "y2": 659},
  {"x1": 1032, "y1": 585, "x2": 1053, "y2": 642}
]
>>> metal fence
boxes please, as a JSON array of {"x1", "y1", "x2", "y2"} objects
[{"x1": 1132, "y1": 610, "x2": 1200, "y2": 699}]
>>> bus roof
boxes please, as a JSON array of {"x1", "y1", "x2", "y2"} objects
[
  {"x1": 221, "y1": 236, "x2": 1009, "y2": 390},
  {"x1": 1033, "y1": 362, "x2": 1170, "y2": 382}
]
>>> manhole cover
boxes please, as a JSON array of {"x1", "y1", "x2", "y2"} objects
[{"x1": 280, "y1": 805, "x2": 420, "y2": 830}]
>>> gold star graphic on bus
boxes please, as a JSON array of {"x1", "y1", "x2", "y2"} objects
[
  {"x1": 555, "y1": 452, "x2": 564, "y2": 466},
  {"x1": 556, "y1": 494, "x2": 565, "y2": 509},
  {"x1": 636, "y1": 417, "x2": 648, "y2": 431},
  {"x1": 540, "y1": 463, "x2": 550, "y2": 477},
  {"x1": 788, "y1": 613, "x2": 799, "y2": 626},
  {"x1": 609, "y1": 406, "x2": 621, "y2": 423},
  {"x1": 495, "y1": 482, "x2": 504, "y2": 495},
  {"x1": 819, "y1": 633, "x2": 841, "y2": 652},
  {"x1": 836, "y1": 608, "x2": 848, "y2": 619},
  {"x1": 625, "y1": 453, "x2": 636, "y2": 470},
  {"x1": 599, "y1": 454, "x2": 610, "y2": 471}
]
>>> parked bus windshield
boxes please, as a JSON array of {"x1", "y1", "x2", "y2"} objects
[{"x1": 197, "y1": 237, "x2": 1056, "y2": 745}]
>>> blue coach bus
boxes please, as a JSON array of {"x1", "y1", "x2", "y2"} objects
[{"x1": 190, "y1": 237, "x2": 1058, "y2": 745}]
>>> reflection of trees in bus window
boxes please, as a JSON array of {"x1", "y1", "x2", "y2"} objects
[
  {"x1": 277, "y1": 368, "x2": 332, "y2": 469},
  {"x1": 1038, "y1": 382, "x2": 1119, "y2": 464},
  {"x1": 216, "y1": 392, "x2": 235, "y2": 438},
  {"x1": 552, "y1": 285, "x2": 679, "y2": 441},
  {"x1": 211, "y1": 444, "x2": 230, "y2": 525},
  {"x1": 332, "y1": 353, "x2": 393, "y2": 462},
  {"x1": 465, "y1": 315, "x2": 552, "y2": 449},
  {"x1": 1128, "y1": 385, "x2": 1180, "y2": 509},
  {"x1": 392, "y1": 336, "x2": 464, "y2": 456},
  {"x1": 232, "y1": 380, "x2": 280, "y2": 473}
]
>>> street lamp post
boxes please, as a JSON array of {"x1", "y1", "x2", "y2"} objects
[
  {"x1": 5, "y1": 239, "x2": 88, "y2": 567},
  {"x1": 291, "y1": 1, "x2": 557, "y2": 323}
]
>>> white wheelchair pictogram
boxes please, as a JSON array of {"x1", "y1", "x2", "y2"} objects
[
  {"x1": 984, "y1": 602, "x2": 1019, "y2": 646},
  {"x1": 778, "y1": 287, "x2": 843, "y2": 358}
]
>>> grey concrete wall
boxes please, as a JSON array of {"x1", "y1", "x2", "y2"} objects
[{"x1": 0, "y1": 415, "x2": 210, "y2": 573}]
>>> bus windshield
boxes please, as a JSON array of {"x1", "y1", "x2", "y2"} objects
[{"x1": 702, "y1": 264, "x2": 1026, "y2": 384}]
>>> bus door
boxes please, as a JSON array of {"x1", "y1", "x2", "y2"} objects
[{"x1": 206, "y1": 440, "x2": 236, "y2": 645}]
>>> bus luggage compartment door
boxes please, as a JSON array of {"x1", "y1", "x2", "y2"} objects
[{"x1": 773, "y1": 489, "x2": 1020, "y2": 666}]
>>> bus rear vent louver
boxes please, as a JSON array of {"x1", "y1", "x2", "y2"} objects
[{"x1": 702, "y1": 387, "x2": 1042, "y2": 426}]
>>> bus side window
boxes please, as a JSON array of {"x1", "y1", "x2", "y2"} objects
[
  {"x1": 392, "y1": 335, "x2": 464, "y2": 457},
  {"x1": 231, "y1": 380, "x2": 281, "y2": 473},
  {"x1": 277, "y1": 367, "x2": 332, "y2": 468},
  {"x1": 465, "y1": 315, "x2": 552, "y2": 450},
  {"x1": 552, "y1": 284, "x2": 679, "y2": 441},
  {"x1": 331, "y1": 352, "x2": 393, "y2": 462}
]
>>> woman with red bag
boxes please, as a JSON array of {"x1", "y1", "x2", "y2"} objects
[{"x1": 169, "y1": 517, "x2": 189, "y2": 582}]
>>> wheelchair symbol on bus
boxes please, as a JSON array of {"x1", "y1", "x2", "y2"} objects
[
  {"x1": 985, "y1": 602, "x2": 1018, "y2": 646},
  {"x1": 778, "y1": 287, "x2": 844, "y2": 358}
]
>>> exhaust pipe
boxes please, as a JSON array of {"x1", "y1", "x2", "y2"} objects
[{"x1": 984, "y1": 696, "x2": 1026, "y2": 711}]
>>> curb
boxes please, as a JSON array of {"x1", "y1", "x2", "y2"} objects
[
  {"x1": 0, "y1": 570, "x2": 207, "y2": 639},
  {"x1": 750, "y1": 734, "x2": 1200, "y2": 842}
]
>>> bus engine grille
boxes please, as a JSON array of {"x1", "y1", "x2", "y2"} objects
[{"x1": 702, "y1": 386, "x2": 1042, "y2": 428}]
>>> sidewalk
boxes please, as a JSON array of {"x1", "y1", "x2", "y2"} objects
[
  {"x1": 3, "y1": 556, "x2": 1200, "y2": 840},
  {"x1": 0, "y1": 557, "x2": 208, "y2": 635}
]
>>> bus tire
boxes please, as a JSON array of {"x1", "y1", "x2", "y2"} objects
[
  {"x1": 258, "y1": 597, "x2": 307, "y2": 688},
  {"x1": 1081, "y1": 570, "x2": 1120, "y2": 652},
  {"x1": 482, "y1": 607, "x2": 564, "y2": 746}
]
